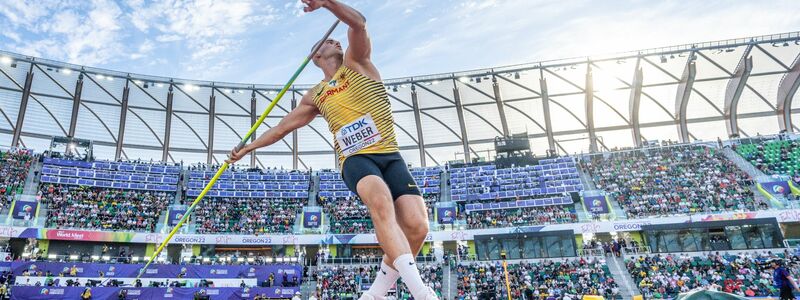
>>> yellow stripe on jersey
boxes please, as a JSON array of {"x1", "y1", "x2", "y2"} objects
[{"x1": 311, "y1": 65, "x2": 399, "y2": 168}]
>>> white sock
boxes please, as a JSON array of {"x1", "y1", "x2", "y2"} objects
[
  {"x1": 365, "y1": 260, "x2": 399, "y2": 297},
  {"x1": 393, "y1": 254, "x2": 434, "y2": 299}
]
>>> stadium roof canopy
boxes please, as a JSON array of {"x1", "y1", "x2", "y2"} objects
[{"x1": 0, "y1": 31, "x2": 799, "y2": 169}]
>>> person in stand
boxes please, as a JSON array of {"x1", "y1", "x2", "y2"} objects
[
  {"x1": 267, "y1": 273, "x2": 274, "y2": 287},
  {"x1": 773, "y1": 258, "x2": 800, "y2": 300}
]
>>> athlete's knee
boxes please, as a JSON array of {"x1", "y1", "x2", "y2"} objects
[
  {"x1": 357, "y1": 176, "x2": 395, "y2": 222},
  {"x1": 404, "y1": 212, "x2": 429, "y2": 240},
  {"x1": 411, "y1": 221, "x2": 429, "y2": 242}
]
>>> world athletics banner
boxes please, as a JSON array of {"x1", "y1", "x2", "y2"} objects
[
  {"x1": 303, "y1": 211, "x2": 322, "y2": 228},
  {"x1": 11, "y1": 262, "x2": 301, "y2": 284},
  {"x1": 759, "y1": 180, "x2": 791, "y2": 197},
  {"x1": 11, "y1": 286, "x2": 299, "y2": 300},
  {"x1": 167, "y1": 208, "x2": 188, "y2": 226},
  {"x1": 582, "y1": 195, "x2": 610, "y2": 214},
  {"x1": 11, "y1": 200, "x2": 37, "y2": 220},
  {"x1": 436, "y1": 207, "x2": 457, "y2": 224}
]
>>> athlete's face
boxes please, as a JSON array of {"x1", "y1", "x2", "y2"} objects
[{"x1": 314, "y1": 39, "x2": 343, "y2": 63}]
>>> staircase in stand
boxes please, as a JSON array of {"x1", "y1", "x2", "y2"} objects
[
  {"x1": 309, "y1": 171, "x2": 320, "y2": 206},
  {"x1": 444, "y1": 261, "x2": 456, "y2": 299},
  {"x1": 302, "y1": 265, "x2": 318, "y2": 298},
  {"x1": 721, "y1": 146, "x2": 766, "y2": 179},
  {"x1": 439, "y1": 168, "x2": 451, "y2": 202},
  {"x1": 607, "y1": 255, "x2": 639, "y2": 300}
]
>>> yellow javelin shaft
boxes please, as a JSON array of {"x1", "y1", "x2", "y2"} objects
[{"x1": 137, "y1": 20, "x2": 340, "y2": 279}]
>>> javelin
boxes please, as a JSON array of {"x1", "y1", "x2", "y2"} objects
[{"x1": 137, "y1": 20, "x2": 341, "y2": 279}]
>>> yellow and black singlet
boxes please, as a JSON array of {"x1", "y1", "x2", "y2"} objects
[{"x1": 310, "y1": 65, "x2": 398, "y2": 167}]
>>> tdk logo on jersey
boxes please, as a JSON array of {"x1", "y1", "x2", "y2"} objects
[{"x1": 341, "y1": 118, "x2": 370, "y2": 135}]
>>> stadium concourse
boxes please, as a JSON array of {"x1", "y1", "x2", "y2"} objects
[{"x1": 0, "y1": 32, "x2": 798, "y2": 300}]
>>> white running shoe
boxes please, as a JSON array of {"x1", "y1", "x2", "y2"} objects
[{"x1": 358, "y1": 292, "x2": 385, "y2": 300}]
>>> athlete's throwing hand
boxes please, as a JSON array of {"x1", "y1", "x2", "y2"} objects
[
  {"x1": 226, "y1": 145, "x2": 249, "y2": 164},
  {"x1": 301, "y1": 0, "x2": 329, "y2": 13}
]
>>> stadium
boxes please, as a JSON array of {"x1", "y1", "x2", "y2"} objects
[{"x1": 1, "y1": 1, "x2": 800, "y2": 300}]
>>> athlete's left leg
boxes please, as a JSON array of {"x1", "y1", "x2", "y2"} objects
[
  {"x1": 364, "y1": 195, "x2": 428, "y2": 298},
  {"x1": 394, "y1": 195, "x2": 429, "y2": 257}
]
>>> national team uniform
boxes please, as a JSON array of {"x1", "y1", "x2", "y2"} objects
[{"x1": 311, "y1": 65, "x2": 421, "y2": 200}]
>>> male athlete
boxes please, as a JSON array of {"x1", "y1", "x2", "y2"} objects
[{"x1": 227, "y1": 1, "x2": 438, "y2": 299}]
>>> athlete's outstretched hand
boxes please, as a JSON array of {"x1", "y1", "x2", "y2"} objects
[
  {"x1": 301, "y1": 0, "x2": 329, "y2": 13},
  {"x1": 226, "y1": 145, "x2": 249, "y2": 164}
]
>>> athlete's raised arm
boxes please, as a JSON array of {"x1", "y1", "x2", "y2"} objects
[
  {"x1": 302, "y1": 0, "x2": 379, "y2": 80},
  {"x1": 226, "y1": 91, "x2": 318, "y2": 164}
]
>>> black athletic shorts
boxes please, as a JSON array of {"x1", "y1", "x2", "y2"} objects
[{"x1": 341, "y1": 152, "x2": 422, "y2": 200}]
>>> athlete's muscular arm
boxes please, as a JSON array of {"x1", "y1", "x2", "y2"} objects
[
  {"x1": 302, "y1": 0, "x2": 381, "y2": 81},
  {"x1": 227, "y1": 92, "x2": 318, "y2": 163}
]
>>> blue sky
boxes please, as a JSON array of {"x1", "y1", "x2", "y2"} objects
[{"x1": 1, "y1": 0, "x2": 799, "y2": 85}]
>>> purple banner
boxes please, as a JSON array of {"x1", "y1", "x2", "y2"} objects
[
  {"x1": 168, "y1": 208, "x2": 188, "y2": 226},
  {"x1": 582, "y1": 195, "x2": 610, "y2": 214},
  {"x1": 303, "y1": 211, "x2": 322, "y2": 228},
  {"x1": 12, "y1": 262, "x2": 301, "y2": 284},
  {"x1": 436, "y1": 207, "x2": 456, "y2": 224},
  {"x1": 11, "y1": 286, "x2": 299, "y2": 300},
  {"x1": 761, "y1": 181, "x2": 791, "y2": 196},
  {"x1": 11, "y1": 200, "x2": 37, "y2": 220}
]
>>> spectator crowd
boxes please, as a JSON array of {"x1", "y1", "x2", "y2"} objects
[
  {"x1": 40, "y1": 184, "x2": 170, "y2": 232},
  {"x1": 194, "y1": 197, "x2": 306, "y2": 234},
  {"x1": 583, "y1": 146, "x2": 764, "y2": 218},
  {"x1": 455, "y1": 257, "x2": 618, "y2": 300},
  {"x1": 465, "y1": 205, "x2": 577, "y2": 229},
  {"x1": 319, "y1": 196, "x2": 374, "y2": 234},
  {"x1": 627, "y1": 251, "x2": 795, "y2": 298},
  {"x1": 0, "y1": 149, "x2": 34, "y2": 210}
]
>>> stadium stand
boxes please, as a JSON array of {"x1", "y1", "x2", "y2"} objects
[
  {"x1": 194, "y1": 197, "x2": 306, "y2": 234},
  {"x1": 455, "y1": 257, "x2": 619, "y2": 299},
  {"x1": 186, "y1": 167, "x2": 310, "y2": 234},
  {"x1": 0, "y1": 149, "x2": 34, "y2": 210},
  {"x1": 410, "y1": 166, "x2": 443, "y2": 197},
  {"x1": 465, "y1": 205, "x2": 577, "y2": 229},
  {"x1": 450, "y1": 157, "x2": 582, "y2": 228},
  {"x1": 626, "y1": 251, "x2": 793, "y2": 298},
  {"x1": 316, "y1": 265, "x2": 376, "y2": 299},
  {"x1": 38, "y1": 158, "x2": 179, "y2": 231},
  {"x1": 39, "y1": 184, "x2": 170, "y2": 232},
  {"x1": 319, "y1": 195, "x2": 372, "y2": 234},
  {"x1": 735, "y1": 138, "x2": 800, "y2": 175},
  {"x1": 583, "y1": 145, "x2": 765, "y2": 218},
  {"x1": 40, "y1": 158, "x2": 180, "y2": 192},
  {"x1": 185, "y1": 166, "x2": 309, "y2": 199}
]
